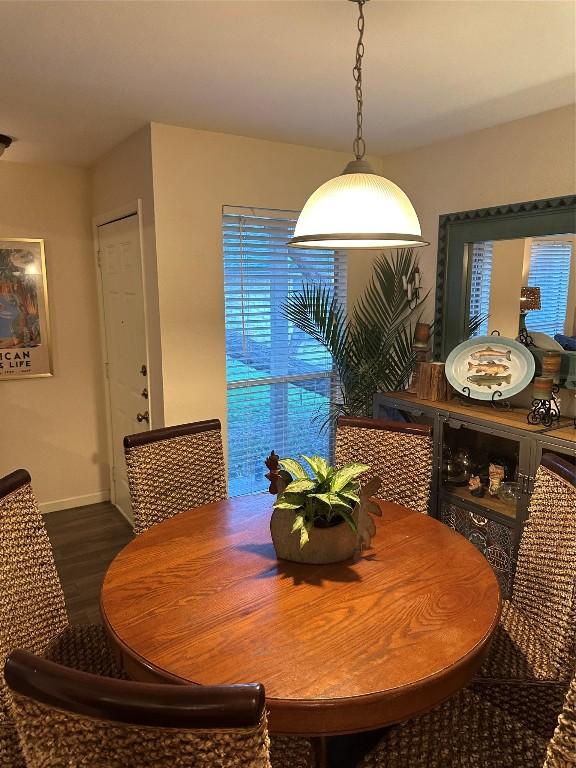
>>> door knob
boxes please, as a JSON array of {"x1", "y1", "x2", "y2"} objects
[
  {"x1": 137, "y1": 411, "x2": 149, "y2": 424},
  {"x1": 140, "y1": 364, "x2": 147, "y2": 376},
  {"x1": 141, "y1": 388, "x2": 148, "y2": 400}
]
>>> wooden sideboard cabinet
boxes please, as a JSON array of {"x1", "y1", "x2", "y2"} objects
[{"x1": 373, "y1": 391, "x2": 576, "y2": 598}]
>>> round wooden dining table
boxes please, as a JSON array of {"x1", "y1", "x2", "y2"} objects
[{"x1": 101, "y1": 493, "x2": 500, "y2": 740}]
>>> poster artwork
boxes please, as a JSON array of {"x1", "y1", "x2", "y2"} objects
[{"x1": 0, "y1": 238, "x2": 52, "y2": 380}]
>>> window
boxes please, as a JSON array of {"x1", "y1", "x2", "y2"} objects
[
  {"x1": 469, "y1": 237, "x2": 574, "y2": 338},
  {"x1": 223, "y1": 206, "x2": 346, "y2": 496},
  {"x1": 469, "y1": 241, "x2": 493, "y2": 335},
  {"x1": 527, "y1": 238, "x2": 573, "y2": 337}
]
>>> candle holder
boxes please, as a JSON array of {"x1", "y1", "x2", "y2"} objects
[
  {"x1": 541, "y1": 351, "x2": 562, "y2": 382},
  {"x1": 527, "y1": 385, "x2": 561, "y2": 427},
  {"x1": 402, "y1": 268, "x2": 422, "y2": 309},
  {"x1": 413, "y1": 321, "x2": 431, "y2": 362},
  {"x1": 517, "y1": 286, "x2": 540, "y2": 348},
  {"x1": 517, "y1": 326, "x2": 535, "y2": 348}
]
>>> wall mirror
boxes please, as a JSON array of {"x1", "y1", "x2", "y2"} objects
[{"x1": 434, "y1": 195, "x2": 576, "y2": 388}]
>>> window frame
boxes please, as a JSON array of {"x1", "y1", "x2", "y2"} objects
[{"x1": 222, "y1": 205, "x2": 347, "y2": 496}]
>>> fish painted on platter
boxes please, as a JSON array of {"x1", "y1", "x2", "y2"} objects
[
  {"x1": 469, "y1": 346, "x2": 512, "y2": 361},
  {"x1": 467, "y1": 373, "x2": 512, "y2": 389},
  {"x1": 467, "y1": 361, "x2": 510, "y2": 375}
]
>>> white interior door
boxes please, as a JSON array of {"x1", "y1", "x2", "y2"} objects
[{"x1": 97, "y1": 215, "x2": 149, "y2": 520}]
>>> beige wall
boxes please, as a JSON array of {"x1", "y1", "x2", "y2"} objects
[
  {"x1": 380, "y1": 105, "x2": 576, "y2": 322},
  {"x1": 126, "y1": 108, "x2": 576, "y2": 434},
  {"x1": 0, "y1": 162, "x2": 108, "y2": 510},
  {"x1": 91, "y1": 125, "x2": 164, "y2": 428},
  {"x1": 150, "y1": 122, "x2": 382, "y2": 430},
  {"x1": 488, "y1": 240, "x2": 526, "y2": 338},
  {"x1": 3, "y1": 107, "x2": 573, "y2": 510}
]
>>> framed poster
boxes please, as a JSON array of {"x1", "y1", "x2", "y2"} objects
[{"x1": 0, "y1": 238, "x2": 52, "y2": 380}]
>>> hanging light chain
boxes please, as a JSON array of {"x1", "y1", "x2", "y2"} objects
[{"x1": 352, "y1": 0, "x2": 366, "y2": 160}]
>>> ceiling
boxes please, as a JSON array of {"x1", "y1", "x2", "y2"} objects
[{"x1": 2, "y1": 0, "x2": 575, "y2": 166}]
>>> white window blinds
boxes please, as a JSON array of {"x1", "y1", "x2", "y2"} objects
[
  {"x1": 469, "y1": 241, "x2": 493, "y2": 335},
  {"x1": 527, "y1": 238, "x2": 573, "y2": 337},
  {"x1": 223, "y1": 206, "x2": 347, "y2": 496}
]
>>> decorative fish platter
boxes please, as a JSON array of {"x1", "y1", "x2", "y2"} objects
[{"x1": 445, "y1": 336, "x2": 535, "y2": 401}]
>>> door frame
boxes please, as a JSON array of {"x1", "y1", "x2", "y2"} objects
[{"x1": 92, "y1": 200, "x2": 151, "y2": 515}]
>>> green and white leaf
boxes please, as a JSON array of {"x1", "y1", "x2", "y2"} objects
[
  {"x1": 301, "y1": 455, "x2": 332, "y2": 482},
  {"x1": 279, "y1": 458, "x2": 309, "y2": 480},
  {"x1": 309, "y1": 492, "x2": 353, "y2": 511},
  {"x1": 284, "y1": 478, "x2": 316, "y2": 494},
  {"x1": 330, "y1": 463, "x2": 370, "y2": 492},
  {"x1": 273, "y1": 493, "x2": 305, "y2": 510},
  {"x1": 338, "y1": 489, "x2": 361, "y2": 506},
  {"x1": 291, "y1": 514, "x2": 305, "y2": 533}
]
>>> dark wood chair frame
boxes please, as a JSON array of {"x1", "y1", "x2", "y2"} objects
[
  {"x1": 539, "y1": 452, "x2": 576, "y2": 489},
  {"x1": 337, "y1": 415, "x2": 433, "y2": 438},
  {"x1": 4, "y1": 650, "x2": 265, "y2": 729},
  {"x1": 123, "y1": 418, "x2": 222, "y2": 451},
  {"x1": 0, "y1": 469, "x2": 32, "y2": 501}
]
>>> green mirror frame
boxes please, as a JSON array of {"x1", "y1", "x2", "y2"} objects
[{"x1": 433, "y1": 194, "x2": 576, "y2": 361}]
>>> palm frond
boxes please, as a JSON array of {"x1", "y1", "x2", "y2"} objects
[
  {"x1": 353, "y1": 250, "x2": 427, "y2": 334},
  {"x1": 468, "y1": 311, "x2": 489, "y2": 338},
  {"x1": 283, "y1": 283, "x2": 349, "y2": 361},
  {"x1": 282, "y1": 249, "x2": 428, "y2": 425}
]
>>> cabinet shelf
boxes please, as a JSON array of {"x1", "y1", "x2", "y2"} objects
[
  {"x1": 442, "y1": 485, "x2": 516, "y2": 521},
  {"x1": 378, "y1": 391, "x2": 576, "y2": 437}
]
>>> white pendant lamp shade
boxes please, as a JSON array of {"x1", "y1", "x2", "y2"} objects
[
  {"x1": 288, "y1": 1, "x2": 427, "y2": 251},
  {"x1": 288, "y1": 160, "x2": 427, "y2": 250}
]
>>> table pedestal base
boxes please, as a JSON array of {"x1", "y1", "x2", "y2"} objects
[{"x1": 312, "y1": 730, "x2": 385, "y2": 768}]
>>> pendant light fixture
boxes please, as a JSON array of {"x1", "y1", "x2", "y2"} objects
[{"x1": 288, "y1": 0, "x2": 427, "y2": 250}]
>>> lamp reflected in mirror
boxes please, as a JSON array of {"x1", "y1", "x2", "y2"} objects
[
  {"x1": 468, "y1": 235, "x2": 575, "y2": 343},
  {"x1": 518, "y1": 286, "x2": 541, "y2": 347},
  {"x1": 467, "y1": 233, "x2": 576, "y2": 390}
]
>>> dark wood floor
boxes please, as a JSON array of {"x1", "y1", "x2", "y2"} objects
[{"x1": 44, "y1": 501, "x2": 133, "y2": 625}]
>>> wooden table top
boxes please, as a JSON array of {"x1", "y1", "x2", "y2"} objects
[{"x1": 101, "y1": 494, "x2": 501, "y2": 736}]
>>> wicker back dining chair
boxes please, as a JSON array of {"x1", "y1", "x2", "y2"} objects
[
  {"x1": 124, "y1": 419, "x2": 227, "y2": 535},
  {"x1": 480, "y1": 453, "x2": 576, "y2": 682},
  {"x1": 0, "y1": 470, "x2": 125, "y2": 768},
  {"x1": 358, "y1": 674, "x2": 575, "y2": 767},
  {"x1": 335, "y1": 416, "x2": 433, "y2": 514},
  {"x1": 0, "y1": 470, "x2": 68, "y2": 767},
  {"x1": 5, "y1": 650, "x2": 315, "y2": 768},
  {"x1": 545, "y1": 672, "x2": 576, "y2": 767}
]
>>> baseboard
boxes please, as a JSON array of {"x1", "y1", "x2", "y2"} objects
[
  {"x1": 115, "y1": 504, "x2": 134, "y2": 526},
  {"x1": 40, "y1": 490, "x2": 110, "y2": 515}
]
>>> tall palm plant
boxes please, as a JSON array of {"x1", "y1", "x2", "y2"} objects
[{"x1": 283, "y1": 249, "x2": 427, "y2": 424}]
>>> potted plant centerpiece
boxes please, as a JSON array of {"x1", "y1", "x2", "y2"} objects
[{"x1": 265, "y1": 452, "x2": 382, "y2": 564}]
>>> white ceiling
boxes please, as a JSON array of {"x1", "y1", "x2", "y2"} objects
[{"x1": 1, "y1": 0, "x2": 575, "y2": 166}]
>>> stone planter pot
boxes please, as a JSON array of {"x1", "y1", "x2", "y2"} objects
[{"x1": 270, "y1": 506, "x2": 359, "y2": 564}]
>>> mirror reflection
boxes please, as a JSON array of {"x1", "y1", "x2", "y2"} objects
[
  {"x1": 466, "y1": 234, "x2": 576, "y2": 390},
  {"x1": 468, "y1": 234, "x2": 576, "y2": 348}
]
